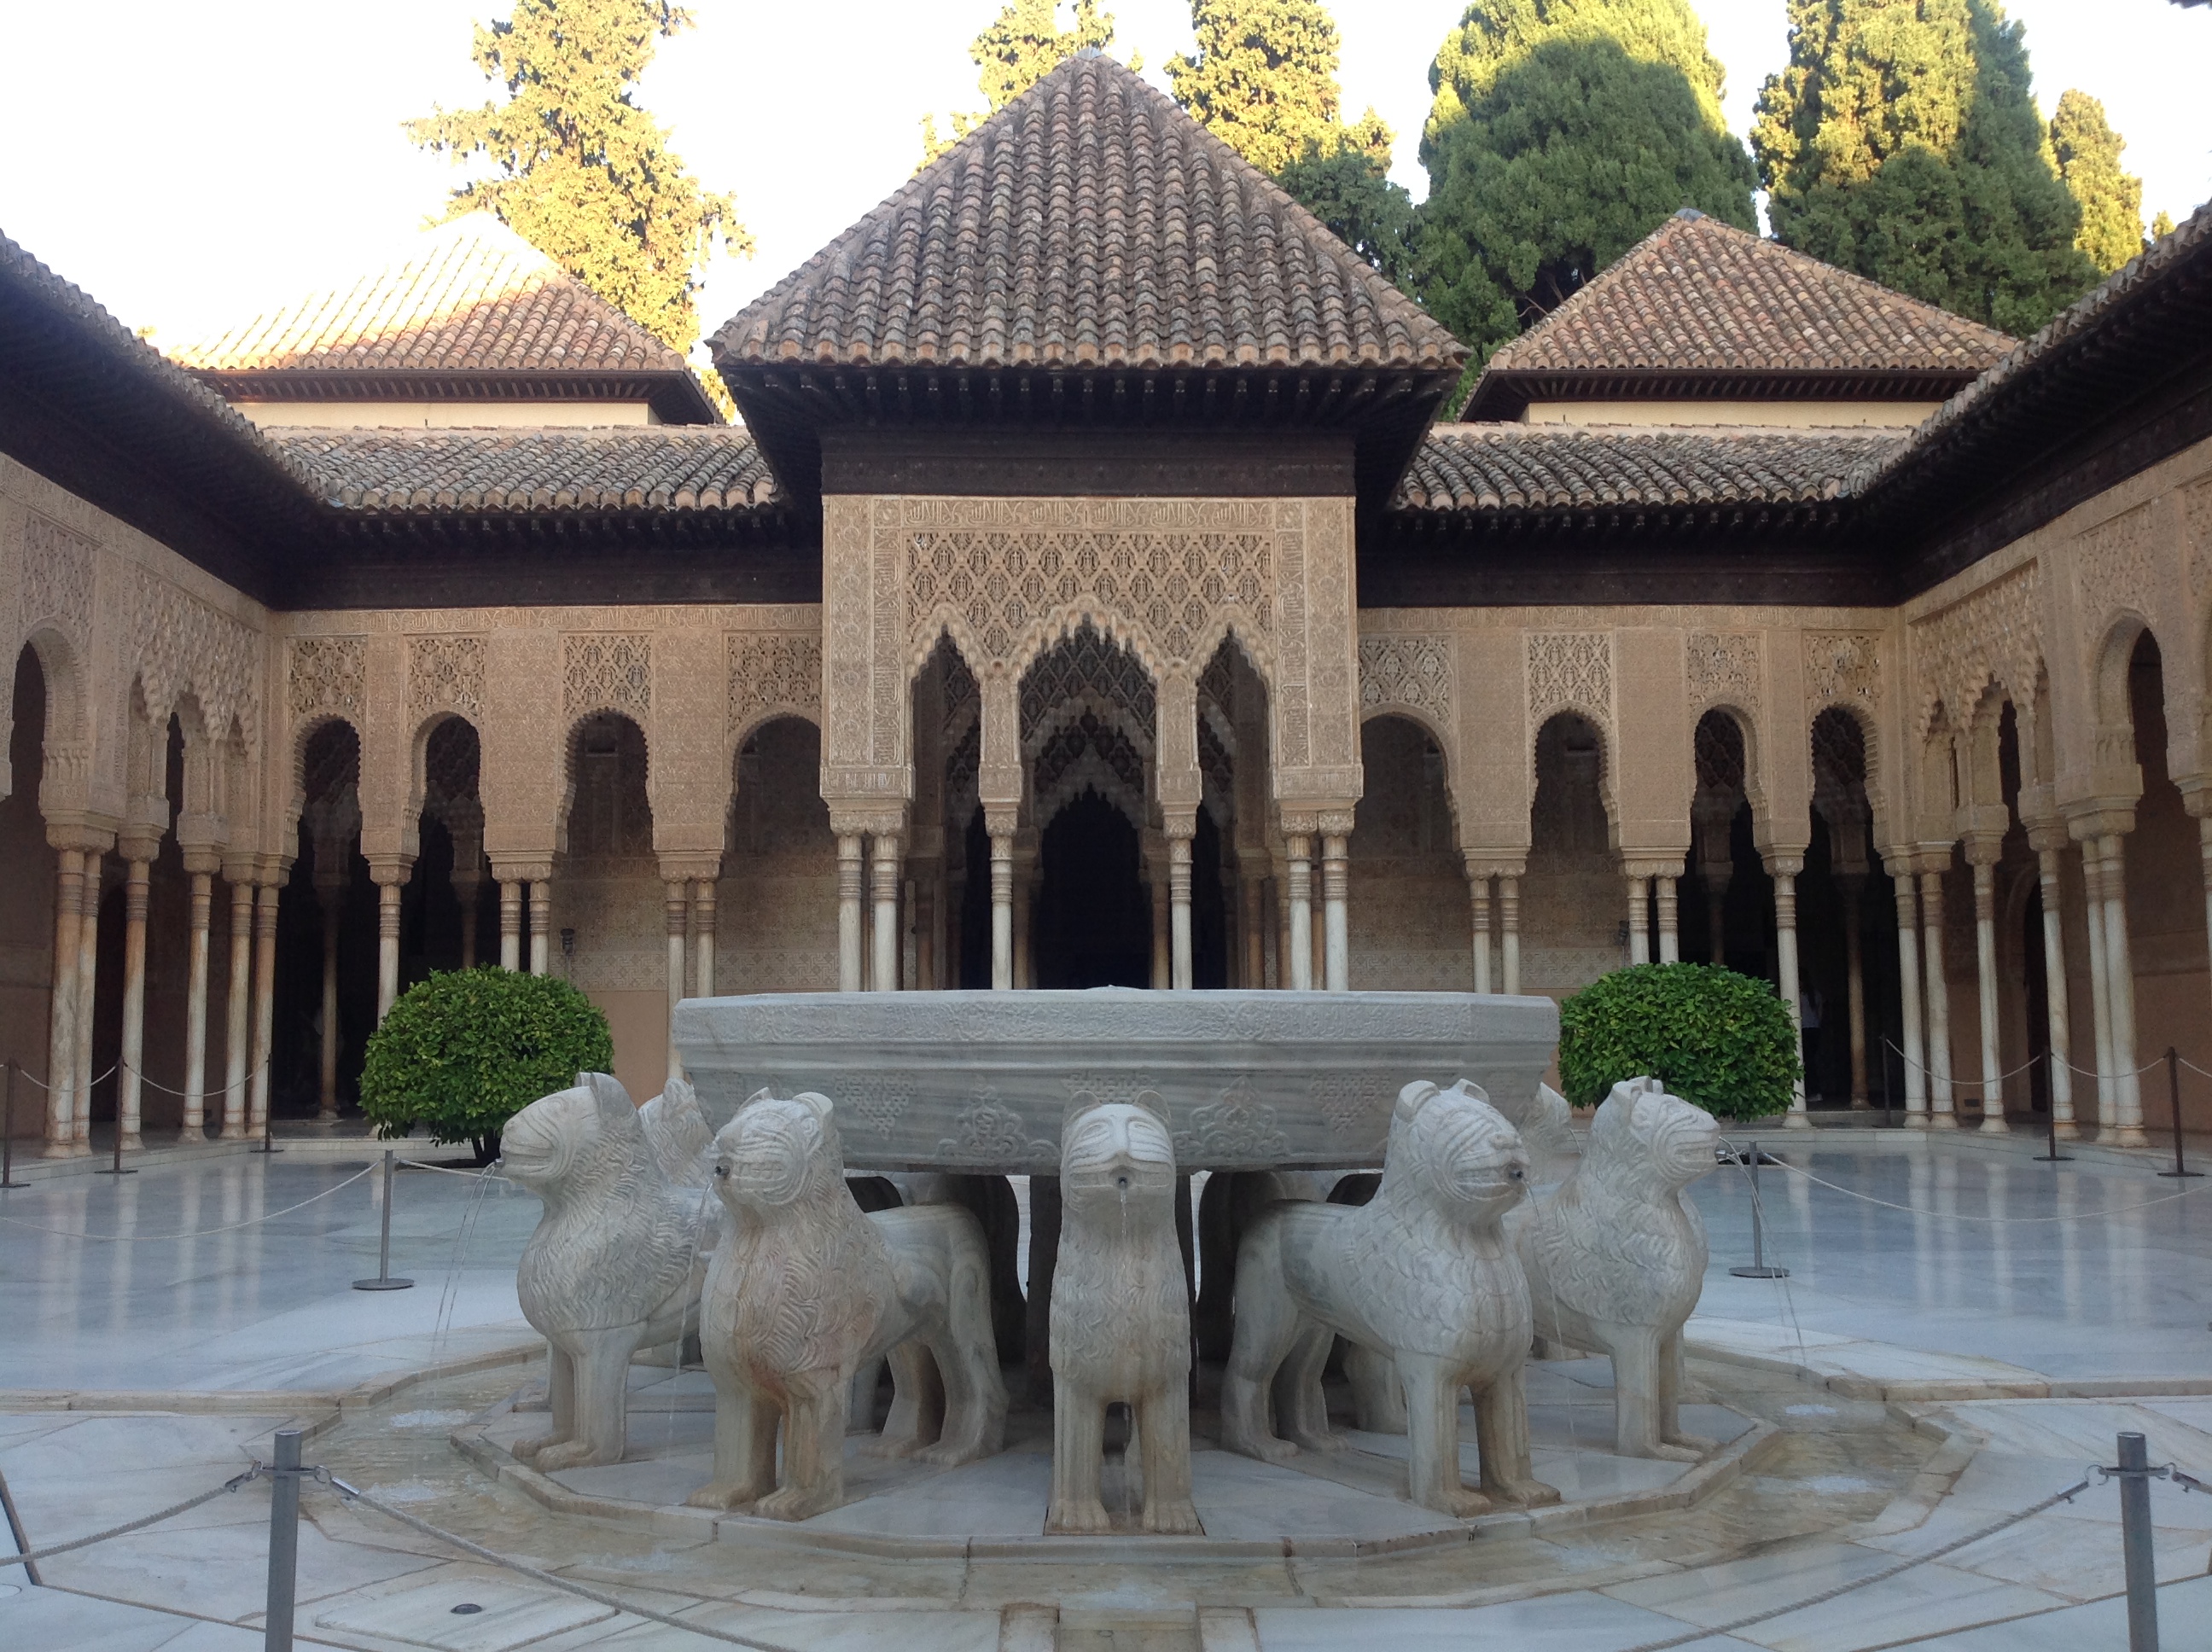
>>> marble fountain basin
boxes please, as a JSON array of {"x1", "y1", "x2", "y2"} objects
[{"x1": 672, "y1": 987, "x2": 1559, "y2": 1173}]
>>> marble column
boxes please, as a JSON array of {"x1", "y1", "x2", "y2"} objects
[
  {"x1": 1919, "y1": 866, "x2": 1954, "y2": 1126},
  {"x1": 1769, "y1": 855, "x2": 1808, "y2": 1127},
  {"x1": 1625, "y1": 874, "x2": 1650, "y2": 964},
  {"x1": 116, "y1": 841, "x2": 154, "y2": 1153},
  {"x1": 2081, "y1": 843, "x2": 2117, "y2": 1139},
  {"x1": 1167, "y1": 823, "x2": 1195, "y2": 991},
  {"x1": 222, "y1": 872, "x2": 253, "y2": 1139},
  {"x1": 1889, "y1": 870, "x2": 1928, "y2": 1125},
  {"x1": 1837, "y1": 874, "x2": 1870, "y2": 1107},
  {"x1": 1272, "y1": 872, "x2": 1291, "y2": 991},
  {"x1": 692, "y1": 878, "x2": 717, "y2": 998},
  {"x1": 180, "y1": 849, "x2": 217, "y2": 1139},
  {"x1": 42, "y1": 847, "x2": 84, "y2": 1156},
  {"x1": 1655, "y1": 875, "x2": 1680, "y2": 963},
  {"x1": 249, "y1": 878, "x2": 279, "y2": 1137},
  {"x1": 987, "y1": 815, "x2": 1014, "y2": 992},
  {"x1": 1284, "y1": 834, "x2": 1314, "y2": 991},
  {"x1": 498, "y1": 879, "x2": 523, "y2": 971},
  {"x1": 1465, "y1": 864, "x2": 1493, "y2": 994},
  {"x1": 528, "y1": 877, "x2": 553, "y2": 976},
  {"x1": 316, "y1": 880, "x2": 343, "y2": 1119},
  {"x1": 2097, "y1": 833, "x2": 2149, "y2": 1144},
  {"x1": 1013, "y1": 832, "x2": 1036, "y2": 989},
  {"x1": 664, "y1": 878, "x2": 690, "y2": 1081},
  {"x1": 2028, "y1": 822, "x2": 2075, "y2": 1137},
  {"x1": 72, "y1": 850, "x2": 101, "y2": 1149},
  {"x1": 370, "y1": 864, "x2": 408, "y2": 1020},
  {"x1": 1148, "y1": 867, "x2": 1170, "y2": 990},
  {"x1": 835, "y1": 834, "x2": 864, "y2": 992},
  {"x1": 1965, "y1": 840, "x2": 2006, "y2": 1133},
  {"x1": 1320, "y1": 829, "x2": 1349, "y2": 992},
  {"x1": 1499, "y1": 874, "x2": 1522, "y2": 995},
  {"x1": 870, "y1": 833, "x2": 902, "y2": 992}
]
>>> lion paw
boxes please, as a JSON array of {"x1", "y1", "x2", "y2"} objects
[
  {"x1": 1289, "y1": 1428, "x2": 1348, "y2": 1455},
  {"x1": 1142, "y1": 1498, "x2": 1202, "y2": 1535},
  {"x1": 862, "y1": 1431, "x2": 926, "y2": 1460},
  {"x1": 1662, "y1": 1432, "x2": 1718, "y2": 1457},
  {"x1": 508, "y1": 1432, "x2": 555, "y2": 1463},
  {"x1": 755, "y1": 1483, "x2": 837, "y2": 1522},
  {"x1": 532, "y1": 1440, "x2": 611, "y2": 1472},
  {"x1": 684, "y1": 1480, "x2": 761, "y2": 1513},
  {"x1": 915, "y1": 1439, "x2": 984, "y2": 1467},
  {"x1": 1223, "y1": 1429, "x2": 1297, "y2": 1465},
  {"x1": 1427, "y1": 1485, "x2": 1493, "y2": 1519},
  {"x1": 1493, "y1": 1477, "x2": 1563, "y2": 1509},
  {"x1": 1046, "y1": 1498, "x2": 1115, "y2": 1534}
]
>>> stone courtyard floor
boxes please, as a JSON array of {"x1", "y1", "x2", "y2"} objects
[{"x1": 3, "y1": 1126, "x2": 2211, "y2": 1649}]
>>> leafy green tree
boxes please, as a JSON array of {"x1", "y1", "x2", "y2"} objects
[
  {"x1": 2151, "y1": 209, "x2": 2178, "y2": 247},
  {"x1": 2049, "y1": 90, "x2": 2144, "y2": 276},
  {"x1": 1418, "y1": 2, "x2": 1757, "y2": 365},
  {"x1": 1751, "y1": 0, "x2": 2097, "y2": 335},
  {"x1": 1165, "y1": 0, "x2": 1389, "y2": 176},
  {"x1": 1558, "y1": 963, "x2": 1801, "y2": 1122},
  {"x1": 1277, "y1": 141, "x2": 1418, "y2": 286},
  {"x1": 407, "y1": 0, "x2": 749, "y2": 365},
  {"x1": 922, "y1": 1, "x2": 1122, "y2": 165},
  {"x1": 361, "y1": 969, "x2": 614, "y2": 1162}
]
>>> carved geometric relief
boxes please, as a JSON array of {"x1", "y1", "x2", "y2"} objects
[
  {"x1": 1359, "y1": 634, "x2": 1452, "y2": 721},
  {"x1": 407, "y1": 634, "x2": 486, "y2": 723},
  {"x1": 2186, "y1": 480, "x2": 2212, "y2": 608},
  {"x1": 562, "y1": 633, "x2": 651, "y2": 719},
  {"x1": 1526, "y1": 631, "x2": 1612, "y2": 724},
  {"x1": 1019, "y1": 624, "x2": 1156, "y2": 747},
  {"x1": 1802, "y1": 631, "x2": 1882, "y2": 708},
  {"x1": 288, "y1": 636, "x2": 366, "y2": 719},
  {"x1": 130, "y1": 569, "x2": 260, "y2": 742},
  {"x1": 1915, "y1": 562, "x2": 2042, "y2": 724},
  {"x1": 1685, "y1": 631, "x2": 1760, "y2": 713},
  {"x1": 726, "y1": 632, "x2": 822, "y2": 736},
  {"x1": 2073, "y1": 504, "x2": 2158, "y2": 631},
  {"x1": 20, "y1": 512, "x2": 95, "y2": 638}
]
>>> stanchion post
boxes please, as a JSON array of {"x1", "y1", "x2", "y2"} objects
[
  {"x1": 2115, "y1": 1430, "x2": 2161, "y2": 1652},
  {"x1": 1729, "y1": 1140, "x2": 1789, "y2": 1279},
  {"x1": 352, "y1": 1149, "x2": 413, "y2": 1291},
  {"x1": 1, "y1": 1060, "x2": 17, "y2": 1190},
  {"x1": 254, "y1": 1070, "x2": 280, "y2": 1156},
  {"x1": 265, "y1": 1428, "x2": 303, "y2": 1652},
  {"x1": 2160, "y1": 1048, "x2": 2200, "y2": 1179},
  {"x1": 96, "y1": 1077, "x2": 137, "y2": 1176},
  {"x1": 2036, "y1": 1052, "x2": 2073, "y2": 1163}
]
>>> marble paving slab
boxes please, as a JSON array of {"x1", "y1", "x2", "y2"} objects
[
  {"x1": 1898, "y1": 1572, "x2": 2212, "y2": 1649},
  {"x1": 1254, "y1": 1594, "x2": 1764, "y2": 1649},
  {"x1": 314, "y1": 1571, "x2": 617, "y2": 1650}
]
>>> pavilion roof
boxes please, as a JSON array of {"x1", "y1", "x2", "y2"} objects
[
  {"x1": 1399, "y1": 423, "x2": 1897, "y2": 513},
  {"x1": 272, "y1": 426, "x2": 778, "y2": 513}
]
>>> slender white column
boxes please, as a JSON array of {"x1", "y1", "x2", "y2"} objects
[
  {"x1": 1968, "y1": 852, "x2": 2005, "y2": 1132},
  {"x1": 836, "y1": 834, "x2": 864, "y2": 992},
  {"x1": 249, "y1": 880, "x2": 278, "y2": 1137},
  {"x1": 1772, "y1": 860, "x2": 1808, "y2": 1127},
  {"x1": 181, "y1": 854, "x2": 215, "y2": 1139},
  {"x1": 692, "y1": 878, "x2": 717, "y2": 998},
  {"x1": 72, "y1": 850, "x2": 100, "y2": 1149},
  {"x1": 498, "y1": 879, "x2": 522, "y2": 971},
  {"x1": 43, "y1": 848, "x2": 84, "y2": 1156},
  {"x1": 527, "y1": 879, "x2": 552, "y2": 975},
  {"x1": 1919, "y1": 869, "x2": 1954, "y2": 1125},
  {"x1": 222, "y1": 875, "x2": 253, "y2": 1139},
  {"x1": 988, "y1": 824, "x2": 1014, "y2": 992},
  {"x1": 2081, "y1": 845, "x2": 2116, "y2": 1138},
  {"x1": 1148, "y1": 867, "x2": 1169, "y2": 989},
  {"x1": 1499, "y1": 875, "x2": 1522, "y2": 995},
  {"x1": 1285, "y1": 835, "x2": 1314, "y2": 991},
  {"x1": 1168, "y1": 829, "x2": 1194, "y2": 991},
  {"x1": 116, "y1": 849, "x2": 152, "y2": 1152},
  {"x1": 1655, "y1": 875, "x2": 1679, "y2": 963},
  {"x1": 373, "y1": 873, "x2": 405, "y2": 1020},
  {"x1": 1466, "y1": 864, "x2": 1493, "y2": 994},
  {"x1": 1892, "y1": 875, "x2": 1927, "y2": 1124},
  {"x1": 2099, "y1": 833, "x2": 2148, "y2": 1144},
  {"x1": 663, "y1": 878, "x2": 690, "y2": 1082},
  {"x1": 1626, "y1": 874, "x2": 1650, "y2": 965},
  {"x1": 870, "y1": 833, "x2": 902, "y2": 992},
  {"x1": 1273, "y1": 875, "x2": 1291, "y2": 991},
  {"x1": 1321, "y1": 831, "x2": 1349, "y2": 992},
  {"x1": 2030, "y1": 829, "x2": 2074, "y2": 1137},
  {"x1": 317, "y1": 886, "x2": 342, "y2": 1119}
]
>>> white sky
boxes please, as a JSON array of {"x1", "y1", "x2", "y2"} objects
[{"x1": 0, "y1": 1, "x2": 2203, "y2": 358}]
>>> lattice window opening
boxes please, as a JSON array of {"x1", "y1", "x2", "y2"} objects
[
  {"x1": 299, "y1": 718, "x2": 362, "y2": 812},
  {"x1": 420, "y1": 715, "x2": 483, "y2": 819},
  {"x1": 1033, "y1": 711, "x2": 1149, "y2": 805},
  {"x1": 1693, "y1": 709, "x2": 1749, "y2": 799},
  {"x1": 560, "y1": 712, "x2": 655, "y2": 859},
  {"x1": 1531, "y1": 712, "x2": 1614, "y2": 852}
]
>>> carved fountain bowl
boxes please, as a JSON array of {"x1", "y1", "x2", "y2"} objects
[{"x1": 672, "y1": 988, "x2": 1560, "y2": 1174}]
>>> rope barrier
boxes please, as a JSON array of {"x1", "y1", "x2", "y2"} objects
[
  {"x1": 399, "y1": 1158, "x2": 519, "y2": 1186},
  {"x1": 3, "y1": 1469, "x2": 259, "y2": 1567},
  {"x1": 1765, "y1": 1155, "x2": 2212, "y2": 1223},
  {"x1": 1878, "y1": 1040, "x2": 2049, "y2": 1085},
  {"x1": 0, "y1": 1164, "x2": 375, "y2": 1242},
  {"x1": 11, "y1": 1062, "x2": 119, "y2": 1094},
  {"x1": 329, "y1": 1482, "x2": 802, "y2": 1652},
  {"x1": 116, "y1": 1060, "x2": 262, "y2": 1099}
]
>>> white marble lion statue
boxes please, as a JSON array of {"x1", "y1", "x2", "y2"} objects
[
  {"x1": 501, "y1": 1072, "x2": 720, "y2": 1470},
  {"x1": 1047, "y1": 1095, "x2": 1199, "y2": 1535},
  {"x1": 1513, "y1": 1075, "x2": 1720, "y2": 1461},
  {"x1": 687, "y1": 1090, "x2": 1007, "y2": 1521},
  {"x1": 1222, "y1": 1078, "x2": 1560, "y2": 1518}
]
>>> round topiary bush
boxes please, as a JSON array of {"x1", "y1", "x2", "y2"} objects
[
  {"x1": 1557, "y1": 962, "x2": 1801, "y2": 1122},
  {"x1": 360, "y1": 969, "x2": 613, "y2": 1161}
]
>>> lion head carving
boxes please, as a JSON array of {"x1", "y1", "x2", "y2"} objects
[
  {"x1": 1061, "y1": 1093, "x2": 1178, "y2": 1215},
  {"x1": 1589, "y1": 1077, "x2": 1718, "y2": 1192},
  {"x1": 713, "y1": 1089, "x2": 845, "y2": 1213},
  {"x1": 502, "y1": 1071, "x2": 648, "y2": 1200},
  {"x1": 1380, "y1": 1079, "x2": 1529, "y2": 1225}
]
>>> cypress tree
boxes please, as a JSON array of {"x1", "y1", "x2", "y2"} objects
[
  {"x1": 1751, "y1": 0, "x2": 2098, "y2": 335},
  {"x1": 2049, "y1": 90, "x2": 2145, "y2": 276},
  {"x1": 1276, "y1": 143, "x2": 1419, "y2": 286},
  {"x1": 1165, "y1": 0, "x2": 1389, "y2": 176},
  {"x1": 922, "y1": 1, "x2": 1121, "y2": 165},
  {"x1": 1417, "y1": 0, "x2": 1758, "y2": 364}
]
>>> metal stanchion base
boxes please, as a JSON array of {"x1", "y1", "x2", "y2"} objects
[
  {"x1": 2158, "y1": 1169, "x2": 2203, "y2": 1178},
  {"x1": 352, "y1": 1277, "x2": 414, "y2": 1291},
  {"x1": 2034, "y1": 1152, "x2": 2075, "y2": 1162},
  {"x1": 94, "y1": 1166, "x2": 139, "y2": 1175},
  {"x1": 1729, "y1": 1265, "x2": 1790, "y2": 1279}
]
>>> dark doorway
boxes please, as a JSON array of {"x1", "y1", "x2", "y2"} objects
[{"x1": 1033, "y1": 795, "x2": 1150, "y2": 988}]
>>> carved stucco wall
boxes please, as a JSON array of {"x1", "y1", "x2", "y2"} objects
[{"x1": 1348, "y1": 713, "x2": 1468, "y2": 989}]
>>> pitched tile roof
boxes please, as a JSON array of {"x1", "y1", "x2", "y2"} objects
[
  {"x1": 271, "y1": 427, "x2": 778, "y2": 513},
  {"x1": 1462, "y1": 212, "x2": 2015, "y2": 418},
  {"x1": 712, "y1": 54, "x2": 1461, "y2": 374},
  {"x1": 1397, "y1": 424, "x2": 1899, "y2": 513},
  {"x1": 177, "y1": 215, "x2": 715, "y2": 420}
]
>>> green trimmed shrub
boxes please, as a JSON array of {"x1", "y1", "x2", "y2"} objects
[
  {"x1": 359, "y1": 969, "x2": 613, "y2": 1161},
  {"x1": 1557, "y1": 962, "x2": 1800, "y2": 1122}
]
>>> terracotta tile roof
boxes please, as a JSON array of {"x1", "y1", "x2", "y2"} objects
[
  {"x1": 176, "y1": 215, "x2": 714, "y2": 420},
  {"x1": 1476, "y1": 212, "x2": 2013, "y2": 388},
  {"x1": 1397, "y1": 424, "x2": 1899, "y2": 513},
  {"x1": 271, "y1": 427, "x2": 778, "y2": 513},
  {"x1": 712, "y1": 54, "x2": 1461, "y2": 374}
]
